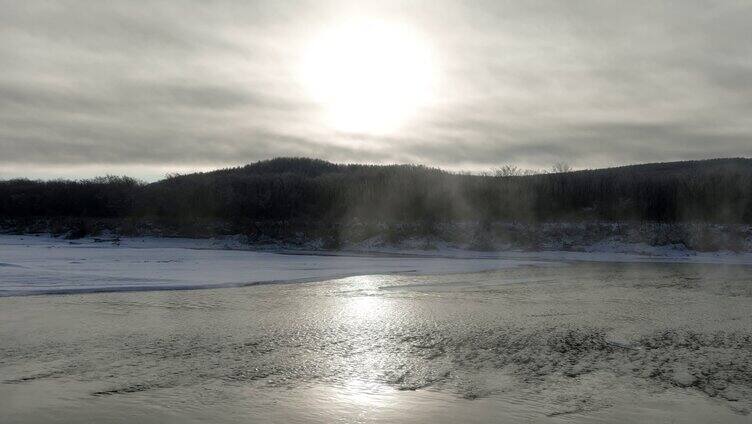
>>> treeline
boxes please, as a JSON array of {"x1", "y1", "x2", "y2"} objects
[{"x1": 1, "y1": 157, "x2": 751, "y2": 227}]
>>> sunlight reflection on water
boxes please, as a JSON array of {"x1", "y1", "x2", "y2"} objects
[
  {"x1": 344, "y1": 295, "x2": 383, "y2": 319},
  {"x1": 2, "y1": 264, "x2": 752, "y2": 423}
]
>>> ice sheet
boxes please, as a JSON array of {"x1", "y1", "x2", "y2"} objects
[
  {"x1": 0, "y1": 235, "x2": 550, "y2": 296},
  {"x1": 3, "y1": 234, "x2": 751, "y2": 296}
]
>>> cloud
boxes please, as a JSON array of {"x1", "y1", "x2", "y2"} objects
[{"x1": 1, "y1": 0, "x2": 751, "y2": 179}]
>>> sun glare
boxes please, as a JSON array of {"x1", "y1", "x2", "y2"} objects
[{"x1": 300, "y1": 20, "x2": 437, "y2": 135}]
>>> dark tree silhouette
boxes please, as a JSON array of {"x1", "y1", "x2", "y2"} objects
[{"x1": 1, "y1": 158, "x2": 751, "y2": 230}]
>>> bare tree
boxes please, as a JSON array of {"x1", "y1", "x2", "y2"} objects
[
  {"x1": 550, "y1": 162, "x2": 573, "y2": 173},
  {"x1": 494, "y1": 165, "x2": 521, "y2": 177}
]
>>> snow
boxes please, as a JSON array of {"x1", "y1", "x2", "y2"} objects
[
  {"x1": 3, "y1": 235, "x2": 752, "y2": 418},
  {"x1": 2, "y1": 234, "x2": 752, "y2": 296},
  {"x1": 346, "y1": 238, "x2": 752, "y2": 265},
  {"x1": 0, "y1": 235, "x2": 550, "y2": 296}
]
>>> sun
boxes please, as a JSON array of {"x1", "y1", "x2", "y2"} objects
[{"x1": 300, "y1": 20, "x2": 437, "y2": 135}]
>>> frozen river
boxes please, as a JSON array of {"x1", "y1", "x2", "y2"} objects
[
  {"x1": 0, "y1": 235, "x2": 554, "y2": 296},
  {"x1": 1, "y1": 236, "x2": 752, "y2": 422}
]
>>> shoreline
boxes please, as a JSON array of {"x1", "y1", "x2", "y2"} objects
[{"x1": 5, "y1": 232, "x2": 752, "y2": 263}]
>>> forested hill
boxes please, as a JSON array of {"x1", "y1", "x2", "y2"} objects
[{"x1": 1, "y1": 157, "x2": 752, "y2": 225}]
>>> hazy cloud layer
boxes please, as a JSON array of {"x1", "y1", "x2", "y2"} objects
[{"x1": 1, "y1": 0, "x2": 751, "y2": 179}]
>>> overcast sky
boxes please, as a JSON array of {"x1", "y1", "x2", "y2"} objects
[{"x1": 1, "y1": 1, "x2": 751, "y2": 180}]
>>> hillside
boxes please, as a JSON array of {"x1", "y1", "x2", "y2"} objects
[
  {"x1": 3, "y1": 157, "x2": 751, "y2": 223},
  {"x1": 0, "y1": 157, "x2": 750, "y2": 251}
]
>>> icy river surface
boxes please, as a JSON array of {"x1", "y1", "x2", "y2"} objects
[{"x1": 2, "y1": 237, "x2": 752, "y2": 422}]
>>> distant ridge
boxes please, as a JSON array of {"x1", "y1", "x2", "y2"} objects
[
  {"x1": 160, "y1": 156, "x2": 752, "y2": 181},
  {"x1": 2, "y1": 157, "x2": 751, "y2": 228}
]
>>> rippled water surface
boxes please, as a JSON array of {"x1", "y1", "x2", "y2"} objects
[{"x1": 2, "y1": 262, "x2": 752, "y2": 423}]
